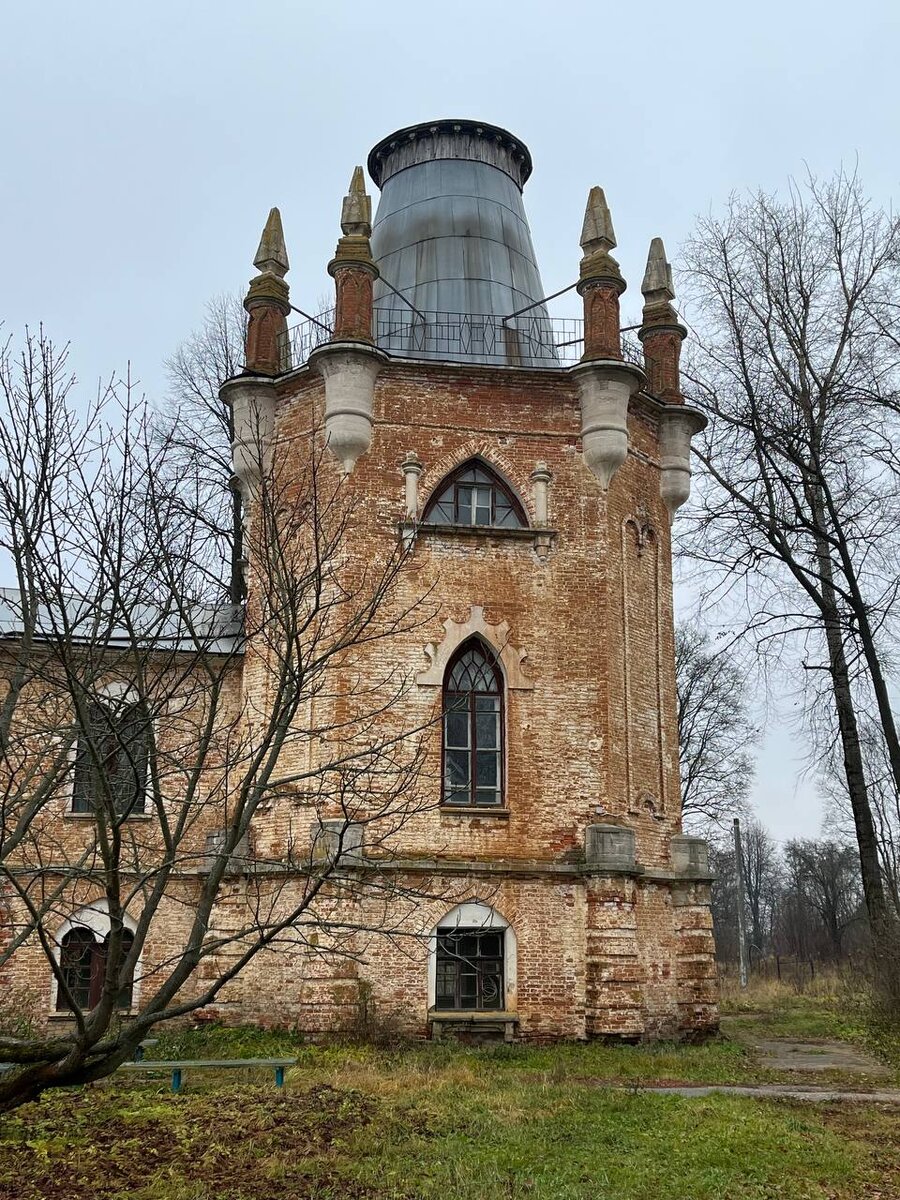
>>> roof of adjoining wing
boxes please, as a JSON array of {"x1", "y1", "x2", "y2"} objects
[{"x1": 0, "y1": 588, "x2": 244, "y2": 656}]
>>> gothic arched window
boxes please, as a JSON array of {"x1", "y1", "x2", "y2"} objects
[
  {"x1": 442, "y1": 641, "x2": 503, "y2": 808},
  {"x1": 56, "y1": 925, "x2": 135, "y2": 1011},
  {"x1": 423, "y1": 460, "x2": 527, "y2": 529},
  {"x1": 72, "y1": 696, "x2": 150, "y2": 816}
]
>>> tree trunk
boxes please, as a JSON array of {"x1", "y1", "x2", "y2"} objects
[{"x1": 812, "y1": 507, "x2": 898, "y2": 993}]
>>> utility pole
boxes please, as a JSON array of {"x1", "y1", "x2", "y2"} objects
[{"x1": 733, "y1": 817, "x2": 749, "y2": 989}]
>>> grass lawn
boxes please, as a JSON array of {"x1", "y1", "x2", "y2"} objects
[
  {"x1": 3, "y1": 983, "x2": 900, "y2": 1200},
  {"x1": 2, "y1": 1067, "x2": 899, "y2": 1200}
]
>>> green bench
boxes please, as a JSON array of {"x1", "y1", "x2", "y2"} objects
[{"x1": 119, "y1": 1056, "x2": 296, "y2": 1093}]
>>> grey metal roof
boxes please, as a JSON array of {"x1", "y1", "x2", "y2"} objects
[
  {"x1": 367, "y1": 119, "x2": 533, "y2": 189},
  {"x1": 0, "y1": 587, "x2": 244, "y2": 656},
  {"x1": 367, "y1": 119, "x2": 555, "y2": 366}
]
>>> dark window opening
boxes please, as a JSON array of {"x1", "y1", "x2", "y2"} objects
[
  {"x1": 435, "y1": 927, "x2": 505, "y2": 1011},
  {"x1": 72, "y1": 698, "x2": 150, "y2": 816},
  {"x1": 423, "y1": 461, "x2": 527, "y2": 529},
  {"x1": 57, "y1": 925, "x2": 135, "y2": 1011},
  {"x1": 442, "y1": 642, "x2": 503, "y2": 808}
]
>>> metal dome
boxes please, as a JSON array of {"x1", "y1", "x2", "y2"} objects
[{"x1": 366, "y1": 119, "x2": 556, "y2": 366}]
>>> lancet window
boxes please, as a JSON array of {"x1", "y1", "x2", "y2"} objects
[{"x1": 442, "y1": 641, "x2": 504, "y2": 808}]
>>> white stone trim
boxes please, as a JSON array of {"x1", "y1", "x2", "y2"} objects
[
  {"x1": 400, "y1": 451, "x2": 424, "y2": 518},
  {"x1": 52, "y1": 899, "x2": 141, "y2": 1012},
  {"x1": 417, "y1": 606, "x2": 533, "y2": 690}
]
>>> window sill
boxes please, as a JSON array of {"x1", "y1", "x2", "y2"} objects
[
  {"x1": 439, "y1": 806, "x2": 510, "y2": 818},
  {"x1": 421, "y1": 523, "x2": 535, "y2": 538},
  {"x1": 429, "y1": 1010, "x2": 519, "y2": 1024},
  {"x1": 64, "y1": 811, "x2": 153, "y2": 822},
  {"x1": 48, "y1": 1009, "x2": 138, "y2": 1020},
  {"x1": 399, "y1": 521, "x2": 556, "y2": 559}
]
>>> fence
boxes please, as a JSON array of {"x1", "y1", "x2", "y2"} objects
[{"x1": 278, "y1": 308, "x2": 645, "y2": 373}]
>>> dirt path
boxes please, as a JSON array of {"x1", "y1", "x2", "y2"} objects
[
  {"x1": 698, "y1": 1014, "x2": 899, "y2": 1101},
  {"x1": 743, "y1": 1034, "x2": 892, "y2": 1078}
]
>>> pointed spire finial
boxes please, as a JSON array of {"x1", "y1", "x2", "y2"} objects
[
  {"x1": 253, "y1": 207, "x2": 289, "y2": 278},
  {"x1": 580, "y1": 186, "x2": 616, "y2": 254},
  {"x1": 340, "y1": 166, "x2": 372, "y2": 237},
  {"x1": 641, "y1": 237, "x2": 674, "y2": 301}
]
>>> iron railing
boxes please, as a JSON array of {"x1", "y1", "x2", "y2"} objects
[
  {"x1": 279, "y1": 308, "x2": 643, "y2": 372},
  {"x1": 280, "y1": 309, "x2": 334, "y2": 369},
  {"x1": 374, "y1": 309, "x2": 575, "y2": 367}
]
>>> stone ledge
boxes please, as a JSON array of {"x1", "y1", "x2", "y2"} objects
[
  {"x1": 415, "y1": 524, "x2": 554, "y2": 541},
  {"x1": 63, "y1": 811, "x2": 153, "y2": 823},
  {"x1": 439, "y1": 806, "x2": 510, "y2": 818},
  {"x1": 429, "y1": 1009, "x2": 519, "y2": 1042},
  {"x1": 429, "y1": 1009, "x2": 519, "y2": 1023},
  {"x1": 15, "y1": 858, "x2": 715, "y2": 885}
]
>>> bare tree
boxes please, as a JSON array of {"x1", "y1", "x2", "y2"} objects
[
  {"x1": 711, "y1": 823, "x2": 864, "y2": 971},
  {"x1": 708, "y1": 820, "x2": 779, "y2": 966},
  {"x1": 708, "y1": 840, "x2": 739, "y2": 964},
  {"x1": 0, "y1": 329, "x2": 443, "y2": 1112},
  {"x1": 782, "y1": 839, "x2": 863, "y2": 962},
  {"x1": 741, "y1": 820, "x2": 780, "y2": 962},
  {"x1": 682, "y1": 170, "x2": 900, "y2": 991},
  {"x1": 822, "y1": 716, "x2": 900, "y2": 919},
  {"x1": 675, "y1": 621, "x2": 756, "y2": 835},
  {"x1": 163, "y1": 292, "x2": 246, "y2": 604}
]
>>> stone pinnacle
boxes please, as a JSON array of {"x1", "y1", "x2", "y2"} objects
[
  {"x1": 253, "y1": 208, "x2": 289, "y2": 278},
  {"x1": 641, "y1": 237, "x2": 675, "y2": 301},
  {"x1": 580, "y1": 186, "x2": 616, "y2": 254},
  {"x1": 340, "y1": 166, "x2": 372, "y2": 237}
]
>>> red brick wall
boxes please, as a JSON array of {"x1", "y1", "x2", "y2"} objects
[{"x1": 2, "y1": 352, "x2": 718, "y2": 1041}]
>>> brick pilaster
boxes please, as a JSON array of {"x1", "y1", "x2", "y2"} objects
[
  {"x1": 577, "y1": 186, "x2": 626, "y2": 362},
  {"x1": 328, "y1": 166, "x2": 379, "y2": 344}
]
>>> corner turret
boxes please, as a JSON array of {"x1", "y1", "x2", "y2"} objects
[
  {"x1": 310, "y1": 168, "x2": 387, "y2": 474},
  {"x1": 570, "y1": 187, "x2": 644, "y2": 488}
]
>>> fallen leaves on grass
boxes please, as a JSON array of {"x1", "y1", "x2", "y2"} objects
[{"x1": 0, "y1": 1083, "x2": 378, "y2": 1200}]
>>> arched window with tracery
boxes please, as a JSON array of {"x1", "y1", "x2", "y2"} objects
[
  {"x1": 56, "y1": 925, "x2": 135, "y2": 1011},
  {"x1": 442, "y1": 641, "x2": 503, "y2": 808},
  {"x1": 423, "y1": 460, "x2": 527, "y2": 529}
]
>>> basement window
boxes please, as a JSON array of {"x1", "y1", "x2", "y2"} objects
[{"x1": 57, "y1": 925, "x2": 135, "y2": 1011}]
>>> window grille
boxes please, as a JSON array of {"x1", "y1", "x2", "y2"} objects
[{"x1": 435, "y1": 927, "x2": 504, "y2": 1010}]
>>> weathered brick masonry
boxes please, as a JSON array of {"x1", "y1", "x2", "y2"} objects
[
  {"x1": 216, "y1": 121, "x2": 717, "y2": 1039},
  {"x1": 3, "y1": 119, "x2": 717, "y2": 1040},
  {"x1": 224, "y1": 346, "x2": 716, "y2": 1039}
]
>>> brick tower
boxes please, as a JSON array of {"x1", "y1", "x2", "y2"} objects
[{"x1": 224, "y1": 119, "x2": 717, "y2": 1040}]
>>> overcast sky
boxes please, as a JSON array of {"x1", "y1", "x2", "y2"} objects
[{"x1": 2, "y1": 0, "x2": 898, "y2": 840}]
